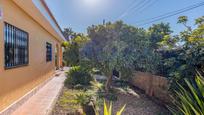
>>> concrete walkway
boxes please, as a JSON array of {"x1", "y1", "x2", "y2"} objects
[{"x1": 11, "y1": 68, "x2": 68, "y2": 115}]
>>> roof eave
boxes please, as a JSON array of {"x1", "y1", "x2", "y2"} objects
[{"x1": 12, "y1": 0, "x2": 66, "y2": 42}]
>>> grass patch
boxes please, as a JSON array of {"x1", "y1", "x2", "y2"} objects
[
  {"x1": 53, "y1": 88, "x2": 84, "y2": 114},
  {"x1": 59, "y1": 89, "x2": 83, "y2": 109}
]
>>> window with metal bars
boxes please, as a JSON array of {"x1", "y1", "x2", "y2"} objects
[
  {"x1": 4, "y1": 23, "x2": 29, "y2": 69},
  {"x1": 46, "y1": 42, "x2": 52, "y2": 62}
]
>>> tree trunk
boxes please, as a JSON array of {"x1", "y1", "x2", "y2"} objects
[{"x1": 105, "y1": 74, "x2": 112, "y2": 92}]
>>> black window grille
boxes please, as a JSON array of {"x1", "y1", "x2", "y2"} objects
[
  {"x1": 46, "y1": 42, "x2": 52, "y2": 62},
  {"x1": 4, "y1": 23, "x2": 29, "y2": 69}
]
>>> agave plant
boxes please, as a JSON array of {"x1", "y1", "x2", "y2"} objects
[
  {"x1": 170, "y1": 72, "x2": 204, "y2": 115},
  {"x1": 95, "y1": 100, "x2": 126, "y2": 115}
]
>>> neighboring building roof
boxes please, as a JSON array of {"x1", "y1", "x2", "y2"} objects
[{"x1": 12, "y1": 0, "x2": 66, "y2": 42}]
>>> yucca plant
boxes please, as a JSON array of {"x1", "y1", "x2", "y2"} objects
[
  {"x1": 170, "y1": 72, "x2": 204, "y2": 115},
  {"x1": 95, "y1": 100, "x2": 126, "y2": 115}
]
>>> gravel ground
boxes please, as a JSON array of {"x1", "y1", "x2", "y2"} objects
[{"x1": 109, "y1": 92, "x2": 171, "y2": 115}]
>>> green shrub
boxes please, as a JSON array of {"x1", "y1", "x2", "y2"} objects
[
  {"x1": 75, "y1": 92, "x2": 92, "y2": 106},
  {"x1": 169, "y1": 72, "x2": 204, "y2": 115},
  {"x1": 79, "y1": 58, "x2": 93, "y2": 71},
  {"x1": 65, "y1": 66, "x2": 94, "y2": 87},
  {"x1": 63, "y1": 43, "x2": 80, "y2": 66},
  {"x1": 74, "y1": 90, "x2": 97, "y2": 115}
]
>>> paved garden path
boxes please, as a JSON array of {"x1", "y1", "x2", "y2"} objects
[{"x1": 11, "y1": 68, "x2": 68, "y2": 115}]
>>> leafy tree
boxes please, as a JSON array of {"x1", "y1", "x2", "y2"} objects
[
  {"x1": 177, "y1": 16, "x2": 192, "y2": 31},
  {"x1": 159, "y1": 16, "x2": 204, "y2": 84},
  {"x1": 64, "y1": 35, "x2": 89, "y2": 66},
  {"x1": 63, "y1": 28, "x2": 85, "y2": 41},
  {"x1": 61, "y1": 41, "x2": 70, "y2": 48},
  {"x1": 195, "y1": 16, "x2": 204, "y2": 25},
  {"x1": 177, "y1": 16, "x2": 188, "y2": 24},
  {"x1": 147, "y1": 23, "x2": 173, "y2": 75},
  {"x1": 64, "y1": 42, "x2": 80, "y2": 66},
  {"x1": 63, "y1": 28, "x2": 75, "y2": 41},
  {"x1": 148, "y1": 22, "x2": 173, "y2": 49},
  {"x1": 81, "y1": 21, "x2": 159, "y2": 91}
]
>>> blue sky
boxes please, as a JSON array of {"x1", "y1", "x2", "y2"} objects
[{"x1": 45, "y1": 0, "x2": 204, "y2": 34}]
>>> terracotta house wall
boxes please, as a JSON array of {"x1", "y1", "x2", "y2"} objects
[
  {"x1": 131, "y1": 71, "x2": 170, "y2": 103},
  {"x1": 59, "y1": 47, "x2": 63, "y2": 67},
  {"x1": 0, "y1": 0, "x2": 62, "y2": 111}
]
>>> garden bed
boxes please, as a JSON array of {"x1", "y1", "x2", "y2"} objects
[
  {"x1": 52, "y1": 85, "x2": 170, "y2": 115},
  {"x1": 52, "y1": 87, "x2": 83, "y2": 115}
]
